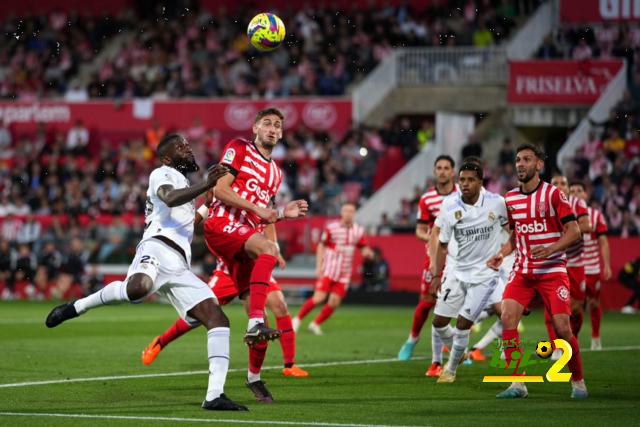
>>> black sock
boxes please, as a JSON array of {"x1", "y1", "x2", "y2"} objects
[{"x1": 284, "y1": 363, "x2": 293, "y2": 369}]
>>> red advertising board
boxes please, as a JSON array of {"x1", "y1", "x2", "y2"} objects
[
  {"x1": 0, "y1": 99, "x2": 352, "y2": 135},
  {"x1": 507, "y1": 61, "x2": 623, "y2": 105},
  {"x1": 560, "y1": 0, "x2": 640, "y2": 23}
]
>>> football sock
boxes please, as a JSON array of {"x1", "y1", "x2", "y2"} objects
[
  {"x1": 314, "y1": 305, "x2": 335, "y2": 325},
  {"x1": 434, "y1": 325, "x2": 455, "y2": 351},
  {"x1": 248, "y1": 254, "x2": 277, "y2": 327},
  {"x1": 590, "y1": 305, "x2": 601, "y2": 338},
  {"x1": 159, "y1": 318, "x2": 196, "y2": 348},
  {"x1": 276, "y1": 315, "x2": 295, "y2": 367},
  {"x1": 448, "y1": 328, "x2": 470, "y2": 374},
  {"x1": 206, "y1": 327, "x2": 230, "y2": 401},
  {"x1": 74, "y1": 280, "x2": 129, "y2": 314},
  {"x1": 410, "y1": 300, "x2": 433, "y2": 340},
  {"x1": 502, "y1": 329, "x2": 520, "y2": 372},
  {"x1": 544, "y1": 310, "x2": 558, "y2": 347},
  {"x1": 473, "y1": 319, "x2": 502, "y2": 350},
  {"x1": 570, "y1": 312, "x2": 584, "y2": 338},
  {"x1": 297, "y1": 298, "x2": 317, "y2": 321},
  {"x1": 431, "y1": 326, "x2": 444, "y2": 364},
  {"x1": 248, "y1": 340, "x2": 268, "y2": 382},
  {"x1": 566, "y1": 335, "x2": 584, "y2": 381}
]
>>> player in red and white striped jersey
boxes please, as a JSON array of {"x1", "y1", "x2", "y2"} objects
[
  {"x1": 487, "y1": 143, "x2": 587, "y2": 399},
  {"x1": 203, "y1": 108, "x2": 308, "y2": 351},
  {"x1": 569, "y1": 182, "x2": 611, "y2": 351},
  {"x1": 547, "y1": 176, "x2": 591, "y2": 358},
  {"x1": 293, "y1": 202, "x2": 373, "y2": 335},
  {"x1": 397, "y1": 155, "x2": 457, "y2": 376}
]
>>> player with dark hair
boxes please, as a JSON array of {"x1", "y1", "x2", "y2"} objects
[
  {"x1": 569, "y1": 181, "x2": 610, "y2": 350},
  {"x1": 397, "y1": 155, "x2": 458, "y2": 378},
  {"x1": 293, "y1": 202, "x2": 373, "y2": 335},
  {"x1": 45, "y1": 135, "x2": 248, "y2": 411},
  {"x1": 203, "y1": 108, "x2": 308, "y2": 403},
  {"x1": 487, "y1": 143, "x2": 587, "y2": 399}
]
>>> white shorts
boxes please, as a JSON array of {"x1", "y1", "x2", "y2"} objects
[
  {"x1": 434, "y1": 275, "x2": 500, "y2": 322},
  {"x1": 126, "y1": 239, "x2": 216, "y2": 324}
]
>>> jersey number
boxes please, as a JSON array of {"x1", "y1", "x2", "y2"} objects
[
  {"x1": 223, "y1": 222, "x2": 241, "y2": 234},
  {"x1": 443, "y1": 289, "x2": 451, "y2": 301}
]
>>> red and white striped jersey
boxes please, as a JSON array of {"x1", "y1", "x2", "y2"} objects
[
  {"x1": 565, "y1": 195, "x2": 589, "y2": 267},
  {"x1": 320, "y1": 221, "x2": 368, "y2": 283},
  {"x1": 214, "y1": 257, "x2": 230, "y2": 275},
  {"x1": 505, "y1": 181, "x2": 576, "y2": 275},
  {"x1": 208, "y1": 138, "x2": 283, "y2": 228},
  {"x1": 584, "y1": 207, "x2": 608, "y2": 275},
  {"x1": 416, "y1": 185, "x2": 459, "y2": 255}
]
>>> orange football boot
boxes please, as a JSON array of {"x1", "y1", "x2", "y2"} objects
[
  {"x1": 443, "y1": 346, "x2": 449, "y2": 354},
  {"x1": 426, "y1": 362, "x2": 443, "y2": 377},
  {"x1": 469, "y1": 349, "x2": 486, "y2": 362},
  {"x1": 283, "y1": 365, "x2": 309, "y2": 377},
  {"x1": 141, "y1": 336, "x2": 163, "y2": 365}
]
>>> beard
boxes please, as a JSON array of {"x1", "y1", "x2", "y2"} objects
[
  {"x1": 175, "y1": 158, "x2": 200, "y2": 174},
  {"x1": 518, "y1": 168, "x2": 536, "y2": 183}
]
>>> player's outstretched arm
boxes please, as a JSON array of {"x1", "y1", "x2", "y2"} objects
[
  {"x1": 429, "y1": 241, "x2": 448, "y2": 298},
  {"x1": 599, "y1": 235, "x2": 612, "y2": 280},
  {"x1": 194, "y1": 189, "x2": 214, "y2": 228},
  {"x1": 158, "y1": 165, "x2": 228, "y2": 208},
  {"x1": 278, "y1": 200, "x2": 309, "y2": 221},
  {"x1": 427, "y1": 225, "x2": 440, "y2": 274},
  {"x1": 415, "y1": 223, "x2": 430, "y2": 243},
  {"x1": 214, "y1": 174, "x2": 278, "y2": 224}
]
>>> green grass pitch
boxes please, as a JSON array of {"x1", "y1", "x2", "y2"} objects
[{"x1": 1, "y1": 301, "x2": 639, "y2": 427}]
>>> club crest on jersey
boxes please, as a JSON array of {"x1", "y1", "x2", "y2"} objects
[
  {"x1": 455, "y1": 211, "x2": 462, "y2": 220},
  {"x1": 488, "y1": 212, "x2": 495, "y2": 221},
  {"x1": 537, "y1": 202, "x2": 547, "y2": 213},
  {"x1": 238, "y1": 225, "x2": 251, "y2": 236},
  {"x1": 556, "y1": 285, "x2": 569, "y2": 302},
  {"x1": 222, "y1": 148, "x2": 236, "y2": 165}
]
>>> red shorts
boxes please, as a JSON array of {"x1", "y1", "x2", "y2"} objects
[
  {"x1": 567, "y1": 266, "x2": 586, "y2": 301},
  {"x1": 503, "y1": 271, "x2": 571, "y2": 316},
  {"x1": 204, "y1": 219, "x2": 261, "y2": 296},
  {"x1": 420, "y1": 257, "x2": 446, "y2": 298},
  {"x1": 207, "y1": 270, "x2": 281, "y2": 306},
  {"x1": 585, "y1": 274, "x2": 601, "y2": 299},
  {"x1": 315, "y1": 277, "x2": 349, "y2": 298}
]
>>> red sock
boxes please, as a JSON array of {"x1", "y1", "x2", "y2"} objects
[
  {"x1": 276, "y1": 315, "x2": 295, "y2": 367},
  {"x1": 502, "y1": 329, "x2": 521, "y2": 374},
  {"x1": 249, "y1": 254, "x2": 277, "y2": 320},
  {"x1": 410, "y1": 299, "x2": 434, "y2": 339},
  {"x1": 544, "y1": 310, "x2": 559, "y2": 348},
  {"x1": 571, "y1": 312, "x2": 584, "y2": 338},
  {"x1": 248, "y1": 341, "x2": 268, "y2": 375},
  {"x1": 159, "y1": 318, "x2": 196, "y2": 347},
  {"x1": 590, "y1": 305, "x2": 601, "y2": 338},
  {"x1": 314, "y1": 305, "x2": 335, "y2": 325},
  {"x1": 297, "y1": 298, "x2": 317, "y2": 321},
  {"x1": 566, "y1": 335, "x2": 583, "y2": 381}
]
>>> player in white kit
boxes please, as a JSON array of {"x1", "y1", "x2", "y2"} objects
[
  {"x1": 429, "y1": 161, "x2": 508, "y2": 383},
  {"x1": 45, "y1": 135, "x2": 248, "y2": 411}
]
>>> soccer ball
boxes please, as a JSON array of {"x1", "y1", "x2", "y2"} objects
[
  {"x1": 247, "y1": 13, "x2": 286, "y2": 52},
  {"x1": 536, "y1": 341, "x2": 553, "y2": 359}
]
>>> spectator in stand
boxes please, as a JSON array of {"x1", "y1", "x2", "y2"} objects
[
  {"x1": 472, "y1": 19, "x2": 494, "y2": 48},
  {"x1": 0, "y1": 124, "x2": 12, "y2": 156},
  {"x1": 185, "y1": 116, "x2": 207, "y2": 143},
  {"x1": 96, "y1": 217, "x2": 129, "y2": 262},
  {"x1": 498, "y1": 138, "x2": 515, "y2": 167},
  {"x1": 13, "y1": 199, "x2": 31, "y2": 216},
  {"x1": 0, "y1": 196, "x2": 16, "y2": 217},
  {"x1": 145, "y1": 119, "x2": 166, "y2": 152},
  {"x1": 16, "y1": 214, "x2": 41, "y2": 248},
  {"x1": 582, "y1": 130, "x2": 603, "y2": 161},
  {"x1": 461, "y1": 133, "x2": 483, "y2": 159},
  {"x1": 12, "y1": 244, "x2": 37, "y2": 284},
  {"x1": 417, "y1": 120, "x2": 434, "y2": 150},
  {"x1": 377, "y1": 213, "x2": 394, "y2": 236},
  {"x1": 536, "y1": 35, "x2": 560, "y2": 59},
  {"x1": 62, "y1": 238, "x2": 89, "y2": 286},
  {"x1": 603, "y1": 129, "x2": 626, "y2": 162},
  {"x1": 40, "y1": 242, "x2": 63, "y2": 281},
  {"x1": 589, "y1": 109, "x2": 622, "y2": 142},
  {"x1": 83, "y1": 265, "x2": 105, "y2": 296},
  {"x1": 572, "y1": 38, "x2": 593, "y2": 60},
  {"x1": 626, "y1": 129, "x2": 640, "y2": 159},
  {"x1": 1, "y1": 213, "x2": 23, "y2": 244},
  {"x1": 0, "y1": 239, "x2": 16, "y2": 293},
  {"x1": 66, "y1": 120, "x2": 90, "y2": 156},
  {"x1": 321, "y1": 172, "x2": 343, "y2": 216}
]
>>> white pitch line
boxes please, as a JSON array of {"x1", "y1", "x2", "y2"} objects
[
  {"x1": 0, "y1": 357, "x2": 427, "y2": 389},
  {"x1": 1, "y1": 346, "x2": 638, "y2": 390},
  {"x1": 0, "y1": 412, "x2": 433, "y2": 427},
  {"x1": 0, "y1": 316, "x2": 173, "y2": 325}
]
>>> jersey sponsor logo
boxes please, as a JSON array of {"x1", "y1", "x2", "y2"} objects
[
  {"x1": 558, "y1": 191, "x2": 570, "y2": 205},
  {"x1": 246, "y1": 178, "x2": 272, "y2": 204},
  {"x1": 455, "y1": 210, "x2": 462, "y2": 220},
  {"x1": 538, "y1": 202, "x2": 547, "y2": 213},
  {"x1": 164, "y1": 173, "x2": 174, "y2": 182},
  {"x1": 222, "y1": 148, "x2": 236, "y2": 165},
  {"x1": 556, "y1": 285, "x2": 569, "y2": 302},
  {"x1": 515, "y1": 220, "x2": 548, "y2": 234}
]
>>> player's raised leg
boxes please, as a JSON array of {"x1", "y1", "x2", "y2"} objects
[{"x1": 142, "y1": 317, "x2": 197, "y2": 365}]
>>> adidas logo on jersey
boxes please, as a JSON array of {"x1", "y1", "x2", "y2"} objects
[{"x1": 515, "y1": 220, "x2": 548, "y2": 234}]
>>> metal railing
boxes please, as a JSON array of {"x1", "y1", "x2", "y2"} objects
[
  {"x1": 557, "y1": 62, "x2": 627, "y2": 174},
  {"x1": 506, "y1": 1, "x2": 554, "y2": 60}
]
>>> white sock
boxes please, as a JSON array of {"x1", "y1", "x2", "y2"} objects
[
  {"x1": 475, "y1": 310, "x2": 491, "y2": 323},
  {"x1": 447, "y1": 328, "x2": 470, "y2": 374},
  {"x1": 509, "y1": 381, "x2": 527, "y2": 390},
  {"x1": 431, "y1": 326, "x2": 444, "y2": 364},
  {"x1": 74, "y1": 281, "x2": 129, "y2": 314},
  {"x1": 434, "y1": 325, "x2": 454, "y2": 351},
  {"x1": 407, "y1": 333, "x2": 419, "y2": 345},
  {"x1": 473, "y1": 319, "x2": 502, "y2": 351},
  {"x1": 248, "y1": 318, "x2": 263, "y2": 330},
  {"x1": 206, "y1": 327, "x2": 230, "y2": 401},
  {"x1": 247, "y1": 372, "x2": 261, "y2": 383}
]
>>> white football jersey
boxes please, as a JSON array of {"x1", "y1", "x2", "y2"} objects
[
  {"x1": 141, "y1": 166, "x2": 196, "y2": 264},
  {"x1": 439, "y1": 191, "x2": 508, "y2": 283}
]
